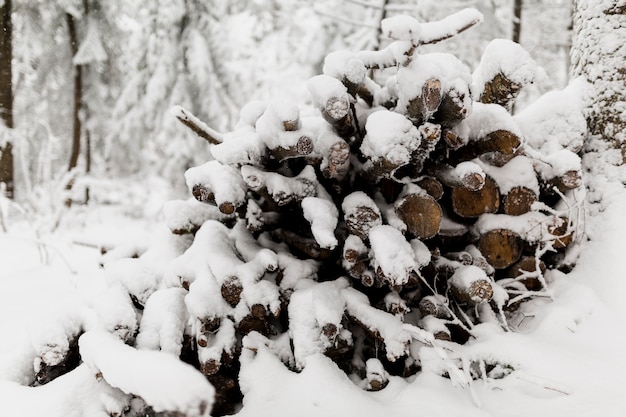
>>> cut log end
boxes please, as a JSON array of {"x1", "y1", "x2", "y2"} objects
[
  {"x1": 503, "y1": 186, "x2": 537, "y2": 216},
  {"x1": 451, "y1": 175, "x2": 500, "y2": 218},
  {"x1": 395, "y1": 193, "x2": 442, "y2": 239},
  {"x1": 478, "y1": 229, "x2": 523, "y2": 269}
]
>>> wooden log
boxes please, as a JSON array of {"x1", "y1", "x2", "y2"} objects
[
  {"x1": 449, "y1": 265, "x2": 494, "y2": 304},
  {"x1": 342, "y1": 235, "x2": 369, "y2": 280},
  {"x1": 399, "y1": 122, "x2": 441, "y2": 181},
  {"x1": 504, "y1": 256, "x2": 546, "y2": 291},
  {"x1": 470, "y1": 129, "x2": 521, "y2": 156},
  {"x1": 547, "y1": 217, "x2": 574, "y2": 249},
  {"x1": 342, "y1": 192, "x2": 383, "y2": 241},
  {"x1": 245, "y1": 199, "x2": 280, "y2": 233},
  {"x1": 479, "y1": 72, "x2": 522, "y2": 111},
  {"x1": 273, "y1": 229, "x2": 334, "y2": 260},
  {"x1": 434, "y1": 86, "x2": 471, "y2": 128},
  {"x1": 269, "y1": 133, "x2": 314, "y2": 161},
  {"x1": 464, "y1": 244, "x2": 495, "y2": 278},
  {"x1": 502, "y1": 185, "x2": 537, "y2": 216},
  {"x1": 241, "y1": 165, "x2": 317, "y2": 206},
  {"x1": 418, "y1": 294, "x2": 450, "y2": 319},
  {"x1": 307, "y1": 75, "x2": 356, "y2": 139},
  {"x1": 186, "y1": 161, "x2": 247, "y2": 215},
  {"x1": 432, "y1": 161, "x2": 485, "y2": 191},
  {"x1": 395, "y1": 192, "x2": 442, "y2": 239},
  {"x1": 405, "y1": 78, "x2": 442, "y2": 124},
  {"x1": 442, "y1": 128, "x2": 465, "y2": 150},
  {"x1": 478, "y1": 229, "x2": 523, "y2": 269},
  {"x1": 322, "y1": 140, "x2": 351, "y2": 182},
  {"x1": 451, "y1": 175, "x2": 500, "y2": 218},
  {"x1": 416, "y1": 176, "x2": 444, "y2": 200}
]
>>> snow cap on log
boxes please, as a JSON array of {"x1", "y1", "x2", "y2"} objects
[
  {"x1": 361, "y1": 110, "x2": 421, "y2": 170},
  {"x1": 368, "y1": 225, "x2": 417, "y2": 287},
  {"x1": 342, "y1": 191, "x2": 383, "y2": 240},
  {"x1": 185, "y1": 160, "x2": 246, "y2": 214},
  {"x1": 323, "y1": 50, "x2": 367, "y2": 91},
  {"x1": 449, "y1": 265, "x2": 494, "y2": 304},
  {"x1": 472, "y1": 39, "x2": 545, "y2": 108},
  {"x1": 302, "y1": 196, "x2": 339, "y2": 250},
  {"x1": 514, "y1": 78, "x2": 587, "y2": 154},
  {"x1": 80, "y1": 330, "x2": 214, "y2": 417},
  {"x1": 396, "y1": 53, "x2": 472, "y2": 124}
]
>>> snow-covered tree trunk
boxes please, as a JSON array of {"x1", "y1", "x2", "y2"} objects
[
  {"x1": 571, "y1": 0, "x2": 626, "y2": 158},
  {"x1": 0, "y1": 0, "x2": 13, "y2": 199}
]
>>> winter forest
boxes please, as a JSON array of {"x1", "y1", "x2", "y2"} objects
[{"x1": 1, "y1": 0, "x2": 626, "y2": 416}]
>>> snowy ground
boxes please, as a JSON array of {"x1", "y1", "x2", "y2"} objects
[{"x1": 1, "y1": 170, "x2": 626, "y2": 416}]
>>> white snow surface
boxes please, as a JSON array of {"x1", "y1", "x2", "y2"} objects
[
  {"x1": 472, "y1": 38, "x2": 545, "y2": 99},
  {"x1": 80, "y1": 330, "x2": 213, "y2": 416},
  {"x1": 2, "y1": 156, "x2": 626, "y2": 417},
  {"x1": 361, "y1": 110, "x2": 421, "y2": 166}
]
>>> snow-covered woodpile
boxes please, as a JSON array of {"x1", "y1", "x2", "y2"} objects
[{"x1": 27, "y1": 9, "x2": 586, "y2": 417}]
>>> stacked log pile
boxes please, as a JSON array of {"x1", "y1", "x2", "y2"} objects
[
  {"x1": 158, "y1": 10, "x2": 583, "y2": 414},
  {"x1": 32, "y1": 9, "x2": 582, "y2": 417}
]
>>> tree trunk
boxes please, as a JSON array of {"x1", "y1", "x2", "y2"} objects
[
  {"x1": 66, "y1": 12, "x2": 82, "y2": 173},
  {"x1": 512, "y1": 0, "x2": 523, "y2": 44},
  {"x1": 0, "y1": 0, "x2": 13, "y2": 199},
  {"x1": 571, "y1": 0, "x2": 626, "y2": 160}
]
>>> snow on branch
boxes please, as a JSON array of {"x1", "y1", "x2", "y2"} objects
[{"x1": 171, "y1": 105, "x2": 224, "y2": 145}]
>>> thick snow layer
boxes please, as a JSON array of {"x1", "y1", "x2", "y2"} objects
[
  {"x1": 472, "y1": 39, "x2": 545, "y2": 99},
  {"x1": 80, "y1": 330, "x2": 214, "y2": 416},
  {"x1": 477, "y1": 156, "x2": 539, "y2": 195},
  {"x1": 368, "y1": 225, "x2": 416, "y2": 287},
  {"x1": 361, "y1": 110, "x2": 421, "y2": 166},
  {"x1": 301, "y1": 196, "x2": 339, "y2": 249},
  {"x1": 323, "y1": 50, "x2": 367, "y2": 86},
  {"x1": 515, "y1": 78, "x2": 587, "y2": 155},
  {"x1": 136, "y1": 288, "x2": 189, "y2": 356},
  {"x1": 453, "y1": 101, "x2": 522, "y2": 141},
  {"x1": 396, "y1": 52, "x2": 472, "y2": 119}
]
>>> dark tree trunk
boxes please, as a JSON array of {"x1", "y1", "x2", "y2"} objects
[
  {"x1": 0, "y1": 0, "x2": 13, "y2": 199},
  {"x1": 512, "y1": 0, "x2": 523, "y2": 44},
  {"x1": 66, "y1": 12, "x2": 82, "y2": 173}
]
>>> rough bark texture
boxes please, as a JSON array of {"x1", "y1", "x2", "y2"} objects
[
  {"x1": 66, "y1": 12, "x2": 82, "y2": 173},
  {"x1": 0, "y1": 0, "x2": 13, "y2": 198},
  {"x1": 571, "y1": 0, "x2": 626, "y2": 159}
]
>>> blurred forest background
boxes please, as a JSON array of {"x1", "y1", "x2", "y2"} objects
[{"x1": 0, "y1": 0, "x2": 573, "y2": 219}]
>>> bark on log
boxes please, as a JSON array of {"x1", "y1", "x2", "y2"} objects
[
  {"x1": 405, "y1": 78, "x2": 442, "y2": 124},
  {"x1": 434, "y1": 86, "x2": 470, "y2": 127},
  {"x1": 395, "y1": 193, "x2": 442, "y2": 239},
  {"x1": 479, "y1": 72, "x2": 522, "y2": 112},
  {"x1": 478, "y1": 229, "x2": 523, "y2": 269},
  {"x1": 269, "y1": 133, "x2": 314, "y2": 161},
  {"x1": 451, "y1": 175, "x2": 500, "y2": 218}
]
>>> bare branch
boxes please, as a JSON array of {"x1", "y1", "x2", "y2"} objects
[{"x1": 171, "y1": 105, "x2": 223, "y2": 145}]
